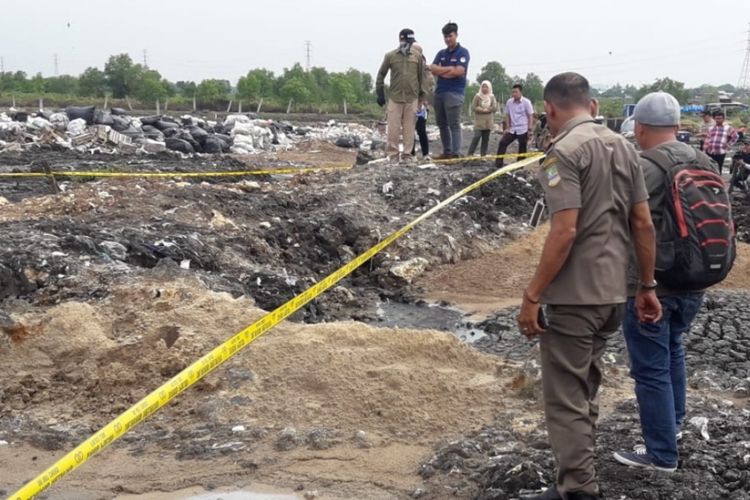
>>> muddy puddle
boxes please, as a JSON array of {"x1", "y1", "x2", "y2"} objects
[{"x1": 369, "y1": 301, "x2": 486, "y2": 343}]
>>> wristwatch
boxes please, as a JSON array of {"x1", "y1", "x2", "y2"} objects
[{"x1": 639, "y1": 280, "x2": 658, "y2": 291}]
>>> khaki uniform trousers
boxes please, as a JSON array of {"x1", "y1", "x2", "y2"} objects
[
  {"x1": 386, "y1": 99, "x2": 418, "y2": 158},
  {"x1": 540, "y1": 303, "x2": 625, "y2": 497}
]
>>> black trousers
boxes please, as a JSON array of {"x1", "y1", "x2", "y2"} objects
[
  {"x1": 495, "y1": 131, "x2": 528, "y2": 167},
  {"x1": 708, "y1": 153, "x2": 726, "y2": 175},
  {"x1": 411, "y1": 116, "x2": 429, "y2": 156},
  {"x1": 468, "y1": 129, "x2": 491, "y2": 156}
]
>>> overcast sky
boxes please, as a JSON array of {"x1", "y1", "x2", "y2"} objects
[{"x1": 1, "y1": 0, "x2": 748, "y2": 90}]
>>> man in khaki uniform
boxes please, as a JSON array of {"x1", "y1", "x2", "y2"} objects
[
  {"x1": 376, "y1": 28, "x2": 425, "y2": 163},
  {"x1": 518, "y1": 72, "x2": 662, "y2": 500}
]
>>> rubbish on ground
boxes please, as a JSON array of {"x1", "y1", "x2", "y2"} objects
[{"x1": 0, "y1": 108, "x2": 387, "y2": 157}]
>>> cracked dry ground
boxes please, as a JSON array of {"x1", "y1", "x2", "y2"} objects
[{"x1": 1, "y1": 147, "x2": 749, "y2": 499}]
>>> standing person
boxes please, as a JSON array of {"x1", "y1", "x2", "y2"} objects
[
  {"x1": 729, "y1": 140, "x2": 750, "y2": 193},
  {"x1": 703, "y1": 110, "x2": 738, "y2": 174},
  {"x1": 429, "y1": 22, "x2": 470, "y2": 159},
  {"x1": 696, "y1": 110, "x2": 714, "y2": 152},
  {"x1": 467, "y1": 80, "x2": 497, "y2": 157},
  {"x1": 614, "y1": 92, "x2": 734, "y2": 472},
  {"x1": 532, "y1": 112, "x2": 552, "y2": 151},
  {"x1": 517, "y1": 72, "x2": 661, "y2": 500},
  {"x1": 495, "y1": 84, "x2": 534, "y2": 167},
  {"x1": 376, "y1": 28, "x2": 425, "y2": 163},
  {"x1": 411, "y1": 42, "x2": 433, "y2": 159}
]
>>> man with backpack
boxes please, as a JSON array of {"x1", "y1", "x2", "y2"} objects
[{"x1": 614, "y1": 92, "x2": 735, "y2": 472}]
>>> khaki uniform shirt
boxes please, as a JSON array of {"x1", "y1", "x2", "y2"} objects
[
  {"x1": 538, "y1": 115, "x2": 648, "y2": 305},
  {"x1": 376, "y1": 48, "x2": 425, "y2": 103}
]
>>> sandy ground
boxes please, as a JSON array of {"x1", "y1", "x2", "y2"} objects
[
  {"x1": 420, "y1": 223, "x2": 750, "y2": 315},
  {"x1": 0, "y1": 277, "x2": 534, "y2": 499}
]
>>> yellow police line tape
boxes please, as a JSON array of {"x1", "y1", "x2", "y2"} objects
[
  {"x1": 8, "y1": 152, "x2": 544, "y2": 500},
  {"x1": 432, "y1": 151, "x2": 543, "y2": 165},
  {"x1": 0, "y1": 152, "x2": 540, "y2": 180}
]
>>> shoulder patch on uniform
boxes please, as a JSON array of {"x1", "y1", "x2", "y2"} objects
[
  {"x1": 542, "y1": 155, "x2": 561, "y2": 187},
  {"x1": 460, "y1": 57, "x2": 467, "y2": 63},
  {"x1": 546, "y1": 165, "x2": 561, "y2": 187},
  {"x1": 541, "y1": 155, "x2": 558, "y2": 170}
]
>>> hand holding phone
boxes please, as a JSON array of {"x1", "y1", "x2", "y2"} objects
[{"x1": 537, "y1": 307, "x2": 549, "y2": 330}]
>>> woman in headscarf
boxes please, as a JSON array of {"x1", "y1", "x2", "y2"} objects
[{"x1": 467, "y1": 80, "x2": 497, "y2": 157}]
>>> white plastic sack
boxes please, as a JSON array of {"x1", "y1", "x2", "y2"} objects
[
  {"x1": 0, "y1": 113, "x2": 11, "y2": 123},
  {"x1": 29, "y1": 117, "x2": 53, "y2": 131},
  {"x1": 231, "y1": 122, "x2": 254, "y2": 137},
  {"x1": 224, "y1": 114, "x2": 251, "y2": 128},
  {"x1": 50, "y1": 113, "x2": 69, "y2": 131},
  {"x1": 67, "y1": 118, "x2": 87, "y2": 136},
  {"x1": 233, "y1": 134, "x2": 254, "y2": 147},
  {"x1": 230, "y1": 145, "x2": 254, "y2": 155}
]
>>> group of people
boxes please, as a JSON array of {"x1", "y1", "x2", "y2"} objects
[
  {"x1": 377, "y1": 22, "x2": 740, "y2": 500},
  {"x1": 376, "y1": 22, "x2": 466, "y2": 163},
  {"x1": 517, "y1": 75, "x2": 735, "y2": 500},
  {"x1": 377, "y1": 22, "x2": 536, "y2": 164}
]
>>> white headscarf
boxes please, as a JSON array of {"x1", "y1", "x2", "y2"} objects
[{"x1": 478, "y1": 80, "x2": 494, "y2": 109}]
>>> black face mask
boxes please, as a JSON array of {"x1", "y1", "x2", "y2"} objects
[{"x1": 399, "y1": 41, "x2": 413, "y2": 56}]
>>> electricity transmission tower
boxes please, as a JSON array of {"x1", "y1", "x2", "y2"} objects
[{"x1": 739, "y1": 23, "x2": 750, "y2": 92}]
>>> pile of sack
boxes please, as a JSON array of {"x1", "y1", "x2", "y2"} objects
[{"x1": 0, "y1": 106, "x2": 387, "y2": 156}]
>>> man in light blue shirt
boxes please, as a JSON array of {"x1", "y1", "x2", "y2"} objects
[{"x1": 495, "y1": 83, "x2": 534, "y2": 167}]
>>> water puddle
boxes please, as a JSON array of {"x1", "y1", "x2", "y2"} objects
[{"x1": 369, "y1": 301, "x2": 486, "y2": 343}]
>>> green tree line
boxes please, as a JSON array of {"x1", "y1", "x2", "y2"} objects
[
  {"x1": 0, "y1": 54, "x2": 374, "y2": 111},
  {"x1": 0, "y1": 53, "x2": 745, "y2": 116}
]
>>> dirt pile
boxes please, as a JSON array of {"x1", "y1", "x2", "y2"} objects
[
  {"x1": 419, "y1": 224, "x2": 548, "y2": 311},
  {"x1": 0, "y1": 276, "x2": 535, "y2": 499},
  {"x1": 421, "y1": 220, "x2": 750, "y2": 313},
  {"x1": 0, "y1": 277, "x2": 518, "y2": 439}
]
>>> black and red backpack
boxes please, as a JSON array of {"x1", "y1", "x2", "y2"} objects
[{"x1": 642, "y1": 147, "x2": 736, "y2": 290}]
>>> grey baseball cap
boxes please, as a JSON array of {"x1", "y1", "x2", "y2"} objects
[{"x1": 633, "y1": 91, "x2": 681, "y2": 126}]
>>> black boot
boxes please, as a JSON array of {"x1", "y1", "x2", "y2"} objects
[{"x1": 567, "y1": 492, "x2": 600, "y2": 500}]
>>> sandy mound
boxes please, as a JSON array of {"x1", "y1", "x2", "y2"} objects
[
  {"x1": 420, "y1": 224, "x2": 750, "y2": 309},
  {"x1": 1, "y1": 277, "x2": 514, "y2": 440},
  {"x1": 419, "y1": 225, "x2": 548, "y2": 309},
  {"x1": 716, "y1": 241, "x2": 750, "y2": 289}
]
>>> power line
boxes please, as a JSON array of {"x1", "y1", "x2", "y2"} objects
[
  {"x1": 305, "y1": 40, "x2": 312, "y2": 71},
  {"x1": 739, "y1": 23, "x2": 750, "y2": 91}
]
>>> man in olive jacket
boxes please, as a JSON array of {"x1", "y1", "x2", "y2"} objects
[{"x1": 376, "y1": 28, "x2": 425, "y2": 163}]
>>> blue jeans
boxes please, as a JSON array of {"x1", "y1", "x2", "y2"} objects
[
  {"x1": 433, "y1": 91, "x2": 464, "y2": 155},
  {"x1": 623, "y1": 293, "x2": 704, "y2": 467}
]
